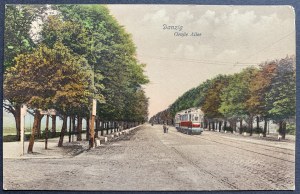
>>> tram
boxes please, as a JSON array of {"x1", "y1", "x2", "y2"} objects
[{"x1": 174, "y1": 107, "x2": 204, "y2": 135}]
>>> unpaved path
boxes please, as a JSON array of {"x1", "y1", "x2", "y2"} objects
[{"x1": 3, "y1": 124, "x2": 295, "y2": 190}]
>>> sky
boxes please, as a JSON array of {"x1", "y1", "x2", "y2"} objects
[
  {"x1": 3, "y1": 4, "x2": 296, "y2": 129},
  {"x1": 107, "y1": 5, "x2": 295, "y2": 118}
]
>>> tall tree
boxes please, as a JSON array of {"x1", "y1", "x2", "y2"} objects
[
  {"x1": 266, "y1": 56, "x2": 296, "y2": 139},
  {"x1": 246, "y1": 62, "x2": 277, "y2": 136},
  {"x1": 202, "y1": 75, "x2": 229, "y2": 119},
  {"x1": 4, "y1": 4, "x2": 52, "y2": 140},
  {"x1": 4, "y1": 5, "x2": 37, "y2": 140},
  {"x1": 42, "y1": 5, "x2": 149, "y2": 122},
  {"x1": 124, "y1": 89, "x2": 149, "y2": 123},
  {"x1": 4, "y1": 5, "x2": 37, "y2": 70},
  {"x1": 169, "y1": 79, "x2": 212, "y2": 118},
  {"x1": 4, "y1": 42, "x2": 93, "y2": 152},
  {"x1": 219, "y1": 67, "x2": 258, "y2": 133}
]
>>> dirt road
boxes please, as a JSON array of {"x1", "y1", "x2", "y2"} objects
[{"x1": 3, "y1": 124, "x2": 295, "y2": 190}]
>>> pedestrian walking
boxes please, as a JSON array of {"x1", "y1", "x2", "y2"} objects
[{"x1": 163, "y1": 123, "x2": 168, "y2": 133}]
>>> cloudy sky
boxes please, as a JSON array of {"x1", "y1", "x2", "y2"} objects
[{"x1": 108, "y1": 5, "x2": 295, "y2": 118}]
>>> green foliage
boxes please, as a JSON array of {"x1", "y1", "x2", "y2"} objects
[
  {"x1": 4, "y1": 42, "x2": 94, "y2": 114},
  {"x1": 4, "y1": 5, "x2": 37, "y2": 70},
  {"x1": 169, "y1": 79, "x2": 212, "y2": 117},
  {"x1": 152, "y1": 56, "x2": 296, "y2": 133},
  {"x1": 246, "y1": 61, "x2": 277, "y2": 117},
  {"x1": 42, "y1": 5, "x2": 149, "y2": 121},
  {"x1": 124, "y1": 89, "x2": 149, "y2": 122},
  {"x1": 202, "y1": 75, "x2": 230, "y2": 119},
  {"x1": 4, "y1": 4, "x2": 149, "y2": 125},
  {"x1": 3, "y1": 5, "x2": 52, "y2": 120},
  {"x1": 4, "y1": 4, "x2": 150, "y2": 147},
  {"x1": 266, "y1": 56, "x2": 296, "y2": 120},
  {"x1": 219, "y1": 67, "x2": 257, "y2": 119}
]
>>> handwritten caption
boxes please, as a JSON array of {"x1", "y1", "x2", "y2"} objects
[{"x1": 162, "y1": 24, "x2": 201, "y2": 37}]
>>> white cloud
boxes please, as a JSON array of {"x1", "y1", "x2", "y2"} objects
[
  {"x1": 196, "y1": 10, "x2": 217, "y2": 27},
  {"x1": 203, "y1": 10, "x2": 216, "y2": 19},
  {"x1": 108, "y1": 5, "x2": 295, "y2": 116},
  {"x1": 175, "y1": 10, "x2": 194, "y2": 24},
  {"x1": 143, "y1": 9, "x2": 169, "y2": 23}
]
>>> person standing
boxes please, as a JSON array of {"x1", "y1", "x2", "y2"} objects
[{"x1": 163, "y1": 123, "x2": 168, "y2": 133}]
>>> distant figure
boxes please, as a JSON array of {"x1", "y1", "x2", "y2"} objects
[
  {"x1": 151, "y1": 122, "x2": 154, "y2": 126},
  {"x1": 163, "y1": 123, "x2": 168, "y2": 133}
]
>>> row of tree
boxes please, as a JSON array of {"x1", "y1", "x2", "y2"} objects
[
  {"x1": 149, "y1": 56, "x2": 295, "y2": 139},
  {"x1": 4, "y1": 5, "x2": 149, "y2": 152}
]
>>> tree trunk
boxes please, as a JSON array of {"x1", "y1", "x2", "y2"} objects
[
  {"x1": 278, "y1": 120, "x2": 283, "y2": 137},
  {"x1": 77, "y1": 116, "x2": 82, "y2": 141},
  {"x1": 263, "y1": 117, "x2": 267, "y2": 137},
  {"x1": 58, "y1": 115, "x2": 67, "y2": 147},
  {"x1": 279, "y1": 120, "x2": 286, "y2": 139},
  {"x1": 239, "y1": 119, "x2": 243, "y2": 134},
  {"x1": 14, "y1": 105, "x2": 21, "y2": 141},
  {"x1": 86, "y1": 116, "x2": 90, "y2": 140},
  {"x1": 27, "y1": 110, "x2": 40, "y2": 153},
  {"x1": 45, "y1": 115, "x2": 49, "y2": 149},
  {"x1": 36, "y1": 118, "x2": 40, "y2": 137},
  {"x1": 256, "y1": 116, "x2": 259, "y2": 129},
  {"x1": 36, "y1": 115, "x2": 44, "y2": 138},
  {"x1": 68, "y1": 116, "x2": 72, "y2": 142},
  {"x1": 100, "y1": 121, "x2": 104, "y2": 136},
  {"x1": 249, "y1": 116, "x2": 253, "y2": 136},
  {"x1": 51, "y1": 115, "x2": 56, "y2": 137},
  {"x1": 282, "y1": 121, "x2": 286, "y2": 139},
  {"x1": 106, "y1": 122, "x2": 109, "y2": 134},
  {"x1": 116, "y1": 121, "x2": 119, "y2": 132},
  {"x1": 228, "y1": 120, "x2": 233, "y2": 131},
  {"x1": 95, "y1": 119, "x2": 100, "y2": 138},
  {"x1": 224, "y1": 121, "x2": 227, "y2": 131},
  {"x1": 233, "y1": 120, "x2": 237, "y2": 133},
  {"x1": 208, "y1": 122, "x2": 211, "y2": 130},
  {"x1": 72, "y1": 115, "x2": 76, "y2": 136},
  {"x1": 218, "y1": 121, "x2": 222, "y2": 132}
]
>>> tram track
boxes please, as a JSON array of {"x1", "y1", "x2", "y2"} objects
[
  {"x1": 199, "y1": 132, "x2": 294, "y2": 155},
  {"x1": 192, "y1": 135, "x2": 294, "y2": 163},
  {"x1": 170, "y1": 146, "x2": 239, "y2": 190},
  {"x1": 170, "y1": 129, "x2": 295, "y2": 164},
  {"x1": 210, "y1": 132, "x2": 295, "y2": 152}
]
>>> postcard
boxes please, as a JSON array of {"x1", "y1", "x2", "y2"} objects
[{"x1": 2, "y1": 4, "x2": 296, "y2": 191}]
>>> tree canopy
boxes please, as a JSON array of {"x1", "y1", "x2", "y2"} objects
[
  {"x1": 4, "y1": 4, "x2": 150, "y2": 147},
  {"x1": 4, "y1": 42, "x2": 93, "y2": 113},
  {"x1": 41, "y1": 5, "x2": 149, "y2": 121},
  {"x1": 150, "y1": 56, "x2": 295, "y2": 137}
]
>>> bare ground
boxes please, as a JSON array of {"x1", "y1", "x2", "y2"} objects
[{"x1": 3, "y1": 124, "x2": 295, "y2": 191}]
